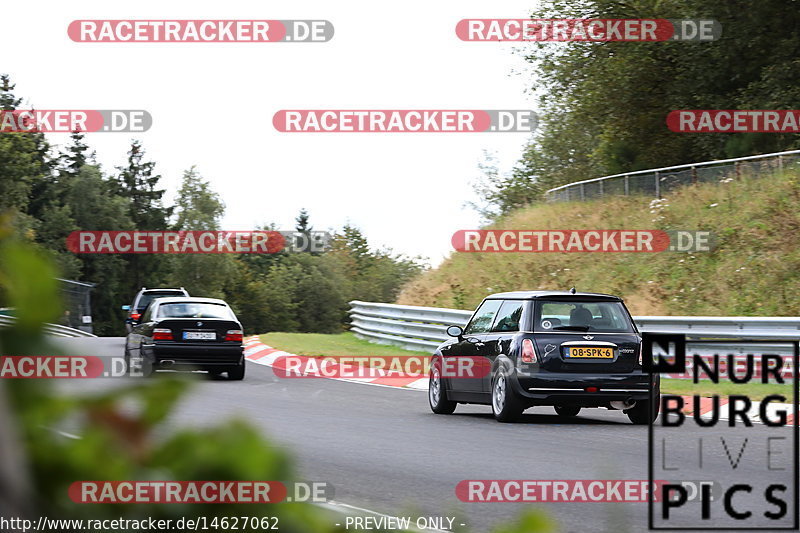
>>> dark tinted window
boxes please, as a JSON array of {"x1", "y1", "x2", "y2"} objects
[
  {"x1": 491, "y1": 300, "x2": 524, "y2": 332},
  {"x1": 157, "y1": 302, "x2": 233, "y2": 320},
  {"x1": 536, "y1": 300, "x2": 634, "y2": 333},
  {"x1": 136, "y1": 291, "x2": 185, "y2": 311},
  {"x1": 464, "y1": 299, "x2": 503, "y2": 335}
]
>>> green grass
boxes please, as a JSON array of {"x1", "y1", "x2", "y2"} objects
[
  {"x1": 662, "y1": 379, "x2": 794, "y2": 401},
  {"x1": 258, "y1": 334, "x2": 795, "y2": 401},
  {"x1": 397, "y1": 168, "x2": 800, "y2": 317},
  {"x1": 258, "y1": 331, "x2": 430, "y2": 359}
]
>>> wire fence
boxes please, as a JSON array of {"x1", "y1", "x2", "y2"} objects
[{"x1": 544, "y1": 150, "x2": 800, "y2": 202}]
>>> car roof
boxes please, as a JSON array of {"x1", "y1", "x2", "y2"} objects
[
  {"x1": 484, "y1": 290, "x2": 622, "y2": 301},
  {"x1": 150, "y1": 297, "x2": 229, "y2": 305},
  {"x1": 140, "y1": 288, "x2": 187, "y2": 293}
]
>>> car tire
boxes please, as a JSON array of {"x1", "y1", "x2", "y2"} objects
[
  {"x1": 626, "y1": 392, "x2": 660, "y2": 425},
  {"x1": 491, "y1": 367, "x2": 524, "y2": 422},
  {"x1": 227, "y1": 360, "x2": 246, "y2": 381},
  {"x1": 429, "y1": 360, "x2": 456, "y2": 414},
  {"x1": 554, "y1": 405, "x2": 581, "y2": 417}
]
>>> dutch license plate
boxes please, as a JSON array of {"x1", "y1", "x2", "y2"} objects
[
  {"x1": 183, "y1": 331, "x2": 216, "y2": 340},
  {"x1": 566, "y1": 346, "x2": 614, "y2": 358}
]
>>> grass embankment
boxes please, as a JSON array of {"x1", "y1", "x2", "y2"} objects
[
  {"x1": 397, "y1": 168, "x2": 800, "y2": 317},
  {"x1": 258, "y1": 332, "x2": 793, "y2": 399},
  {"x1": 259, "y1": 332, "x2": 429, "y2": 358}
]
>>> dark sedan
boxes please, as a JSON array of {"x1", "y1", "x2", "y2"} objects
[{"x1": 124, "y1": 297, "x2": 245, "y2": 380}]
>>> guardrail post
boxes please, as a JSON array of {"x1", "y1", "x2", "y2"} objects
[
  {"x1": 778, "y1": 154, "x2": 784, "y2": 173},
  {"x1": 624, "y1": 175, "x2": 629, "y2": 196},
  {"x1": 580, "y1": 183, "x2": 585, "y2": 201},
  {"x1": 654, "y1": 171, "x2": 661, "y2": 198},
  {"x1": 599, "y1": 179, "x2": 604, "y2": 198},
  {"x1": 735, "y1": 161, "x2": 740, "y2": 180},
  {"x1": 691, "y1": 165, "x2": 697, "y2": 184}
]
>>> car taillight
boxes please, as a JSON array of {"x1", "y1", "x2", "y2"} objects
[
  {"x1": 131, "y1": 312, "x2": 141, "y2": 321},
  {"x1": 521, "y1": 338, "x2": 538, "y2": 363},
  {"x1": 153, "y1": 328, "x2": 173, "y2": 341},
  {"x1": 225, "y1": 329, "x2": 243, "y2": 342}
]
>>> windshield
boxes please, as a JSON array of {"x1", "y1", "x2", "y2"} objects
[
  {"x1": 157, "y1": 302, "x2": 234, "y2": 320},
  {"x1": 535, "y1": 300, "x2": 635, "y2": 333}
]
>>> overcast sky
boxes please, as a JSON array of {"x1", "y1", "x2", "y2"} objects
[{"x1": 5, "y1": 1, "x2": 538, "y2": 266}]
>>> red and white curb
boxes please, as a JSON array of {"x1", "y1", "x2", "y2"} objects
[
  {"x1": 243, "y1": 337, "x2": 796, "y2": 424},
  {"x1": 243, "y1": 336, "x2": 428, "y2": 390}
]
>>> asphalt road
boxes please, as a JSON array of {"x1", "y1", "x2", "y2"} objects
[{"x1": 50, "y1": 337, "x2": 797, "y2": 533}]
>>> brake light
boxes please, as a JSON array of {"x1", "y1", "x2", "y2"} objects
[
  {"x1": 152, "y1": 328, "x2": 173, "y2": 341},
  {"x1": 131, "y1": 312, "x2": 141, "y2": 321},
  {"x1": 521, "y1": 338, "x2": 538, "y2": 363},
  {"x1": 225, "y1": 329, "x2": 243, "y2": 342}
]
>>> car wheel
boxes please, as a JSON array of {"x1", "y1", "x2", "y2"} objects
[
  {"x1": 554, "y1": 405, "x2": 581, "y2": 417},
  {"x1": 227, "y1": 360, "x2": 246, "y2": 381},
  {"x1": 429, "y1": 360, "x2": 456, "y2": 414},
  {"x1": 491, "y1": 367, "x2": 523, "y2": 422},
  {"x1": 626, "y1": 392, "x2": 660, "y2": 425}
]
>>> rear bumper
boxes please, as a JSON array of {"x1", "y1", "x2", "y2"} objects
[
  {"x1": 511, "y1": 370, "x2": 658, "y2": 405},
  {"x1": 143, "y1": 342, "x2": 243, "y2": 367}
]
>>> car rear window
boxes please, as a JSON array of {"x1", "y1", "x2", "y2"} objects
[
  {"x1": 535, "y1": 300, "x2": 635, "y2": 333},
  {"x1": 157, "y1": 302, "x2": 234, "y2": 320},
  {"x1": 136, "y1": 291, "x2": 185, "y2": 311}
]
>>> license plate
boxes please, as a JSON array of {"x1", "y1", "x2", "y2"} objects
[
  {"x1": 183, "y1": 331, "x2": 216, "y2": 340},
  {"x1": 566, "y1": 346, "x2": 614, "y2": 358}
]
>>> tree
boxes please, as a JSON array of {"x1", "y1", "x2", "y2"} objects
[
  {"x1": 0, "y1": 75, "x2": 51, "y2": 224},
  {"x1": 66, "y1": 165, "x2": 134, "y2": 335},
  {"x1": 116, "y1": 141, "x2": 173, "y2": 292},
  {"x1": 169, "y1": 167, "x2": 231, "y2": 298},
  {"x1": 479, "y1": 0, "x2": 800, "y2": 217}
]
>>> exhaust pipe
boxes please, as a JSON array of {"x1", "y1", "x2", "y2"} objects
[
  {"x1": 610, "y1": 398, "x2": 636, "y2": 410},
  {"x1": 160, "y1": 360, "x2": 175, "y2": 367}
]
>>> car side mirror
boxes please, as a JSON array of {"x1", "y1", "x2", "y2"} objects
[
  {"x1": 121, "y1": 305, "x2": 131, "y2": 311},
  {"x1": 446, "y1": 325, "x2": 464, "y2": 340}
]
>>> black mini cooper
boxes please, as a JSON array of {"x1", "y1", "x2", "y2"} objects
[{"x1": 428, "y1": 290, "x2": 659, "y2": 423}]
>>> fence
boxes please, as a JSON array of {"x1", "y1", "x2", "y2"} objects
[
  {"x1": 544, "y1": 149, "x2": 800, "y2": 203},
  {"x1": 349, "y1": 301, "x2": 798, "y2": 377},
  {"x1": 0, "y1": 315, "x2": 97, "y2": 338}
]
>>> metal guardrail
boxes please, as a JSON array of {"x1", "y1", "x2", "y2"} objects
[
  {"x1": 544, "y1": 149, "x2": 800, "y2": 203},
  {"x1": 0, "y1": 315, "x2": 98, "y2": 338},
  {"x1": 349, "y1": 301, "x2": 800, "y2": 355}
]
